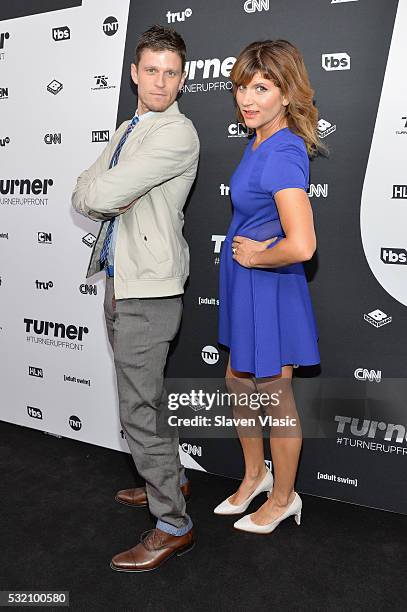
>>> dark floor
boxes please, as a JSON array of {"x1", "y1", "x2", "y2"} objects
[{"x1": 1, "y1": 420, "x2": 406, "y2": 611}]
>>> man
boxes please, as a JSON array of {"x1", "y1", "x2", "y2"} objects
[{"x1": 72, "y1": 25, "x2": 199, "y2": 572}]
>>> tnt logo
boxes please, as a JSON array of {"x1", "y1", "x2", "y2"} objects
[
  {"x1": 201, "y1": 345, "x2": 219, "y2": 365},
  {"x1": 38, "y1": 232, "x2": 52, "y2": 244},
  {"x1": 52, "y1": 26, "x2": 70, "y2": 41},
  {"x1": 322, "y1": 53, "x2": 351, "y2": 71},
  {"x1": 228, "y1": 122, "x2": 249, "y2": 138},
  {"x1": 380, "y1": 248, "x2": 407, "y2": 265},
  {"x1": 166, "y1": 7, "x2": 192, "y2": 23},
  {"x1": 244, "y1": 0, "x2": 270, "y2": 13},
  {"x1": 364, "y1": 309, "x2": 392, "y2": 328},
  {"x1": 44, "y1": 133, "x2": 62, "y2": 145},
  {"x1": 79, "y1": 284, "x2": 97, "y2": 295},
  {"x1": 27, "y1": 406, "x2": 43, "y2": 420},
  {"x1": 211, "y1": 235, "x2": 226, "y2": 253},
  {"x1": 69, "y1": 415, "x2": 82, "y2": 431},
  {"x1": 103, "y1": 16, "x2": 118, "y2": 36}
]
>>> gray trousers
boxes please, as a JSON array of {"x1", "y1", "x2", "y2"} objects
[{"x1": 104, "y1": 277, "x2": 191, "y2": 533}]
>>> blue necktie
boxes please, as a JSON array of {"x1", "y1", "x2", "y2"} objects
[{"x1": 99, "y1": 115, "x2": 140, "y2": 267}]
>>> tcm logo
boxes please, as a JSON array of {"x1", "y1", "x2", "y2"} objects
[
  {"x1": 181, "y1": 443, "x2": 202, "y2": 457},
  {"x1": 211, "y1": 234, "x2": 226, "y2": 253},
  {"x1": 335, "y1": 415, "x2": 407, "y2": 444},
  {"x1": 27, "y1": 406, "x2": 43, "y2": 420},
  {"x1": 380, "y1": 248, "x2": 407, "y2": 265},
  {"x1": 201, "y1": 345, "x2": 219, "y2": 365},
  {"x1": 0, "y1": 178, "x2": 53, "y2": 195},
  {"x1": 184, "y1": 56, "x2": 235, "y2": 81},
  {"x1": 69, "y1": 415, "x2": 82, "y2": 431},
  {"x1": 364, "y1": 309, "x2": 392, "y2": 328},
  {"x1": 308, "y1": 183, "x2": 328, "y2": 198},
  {"x1": 317, "y1": 118, "x2": 336, "y2": 139},
  {"x1": 52, "y1": 26, "x2": 70, "y2": 41},
  {"x1": 0, "y1": 137, "x2": 10, "y2": 147},
  {"x1": 219, "y1": 184, "x2": 230, "y2": 196},
  {"x1": 103, "y1": 16, "x2": 118, "y2": 36},
  {"x1": 24, "y1": 318, "x2": 89, "y2": 340},
  {"x1": 35, "y1": 280, "x2": 53, "y2": 290},
  {"x1": 0, "y1": 87, "x2": 9, "y2": 100},
  {"x1": 92, "y1": 130, "x2": 109, "y2": 142},
  {"x1": 38, "y1": 232, "x2": 52, "y2": 244},
  {"x1": 392, "y1": 185, "x2": 407, "y2": 199},
  {"x1": 228, "y1": 122, "x2": 249, "y2": 138},
  {"x1": 322, "y1": 53, "x2": 351, "y2": 71},
  {"x1": 0, "y1": 32, "x2": 10, "y2": 49},
  {"x1": 166, "y1": 7, "x2": 192, "y2": 23},
  {"x1": 354, "y1": 368, "x2": 382, "y2": 383},
  {"x1": 44, "y1": 133, "x2": 61, "y2": 145},
  {"x1": 82, "y1": 233, "x2": 96, "y2": 247},
  {"x1": 29, "y1": 366, "x2": 43, "y2": 378},
  {"x1": 79, "y1": 284, "x2": 97, "y2": 295},
  {"x1": 244, "y1": 0, "x2": 270, "y2": 13},
  {"x1": 47, "y1": 79, "x2": 63, "y2": 95}
]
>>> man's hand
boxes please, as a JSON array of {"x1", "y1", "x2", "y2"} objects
[{"x1": 232, "y1": 236, "x2": 278, "y2": 268}]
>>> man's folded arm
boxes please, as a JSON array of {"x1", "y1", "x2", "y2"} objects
[{"x1": 79, "y1": 121, "x2": 199, "y2": 216}]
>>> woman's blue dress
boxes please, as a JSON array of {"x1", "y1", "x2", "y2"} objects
[{"x1": 218, "y1": 127, "x2": 320, "y2": 378}]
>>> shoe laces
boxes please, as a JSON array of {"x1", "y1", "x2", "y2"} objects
[{"x1": 140, "y1": 529, "x2": 166, "y2": 551}]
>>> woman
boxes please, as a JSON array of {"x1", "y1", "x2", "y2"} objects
[{"x1": 214, "y1": 39, "x2": 323, "y2": 533}]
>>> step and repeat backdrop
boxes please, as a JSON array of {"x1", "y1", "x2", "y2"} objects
[{"x1": 1, "y1": 0, "x2": 406, "y2": 514}]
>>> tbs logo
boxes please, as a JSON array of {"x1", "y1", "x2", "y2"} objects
[
  {"x1": 380, "y1": 248, "x2": 407, "y2": 265},
  {"x1": 52, "y1": 26, "x2": 70, "y2": 41},
  {"x1": 322, "y1": 53, "x2": 351, "y2": 71},
  {"x1": 27, "y1": 406, "x2": 43, "y2": 420}
]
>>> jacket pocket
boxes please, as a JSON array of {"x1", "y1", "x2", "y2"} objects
[{"x1": 134, "y1": 204, "x2": 170, "y2": 264}]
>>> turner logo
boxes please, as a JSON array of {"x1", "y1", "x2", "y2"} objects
[
  {"x1": 103, "y1": 16, "x2": 118, "y2": 36},
  {"x1": 308, "y1": 183, "x2": 328, "y2": 198},
  {"x1": 35, "y1": 280, "x2": 53, "y2": 290},
  {"x1": 211, "y1": 234, "x2": 226, "y2": 253},
  {"x1": 380, "y1": 248, "x2": 407, "y2": 265},
  {"x1": 219, "y1": 184, "x2": 230, "y2": 196},
  {"x1": 228, "y1": 123, "x2": 249, "y2": 138},
  {"x1": 317, "y1": 118, "x2": 336, "y2": 139},
  {"x1": 363, "y1": 309, "x2": 392, "y2": 328},
  {"x1": 52, "y1": 26, "x2": 70, "y2": 41},
  {"x1": 27, "y1": 406, "x2": 43, "y2": 420},
  {"x1": 166, "y1": 8, "x2": 192, "y2": 23},
  {"x1": 335, "y1": 415, "x2": 407, "y2": 444},
  {"x1": 182, "y1": 56, "x2": 236, "y2": 94},
  {"x1": 29, "y1": 366, "x2": 43, "y2": 378},
  {"x1": 69, "y1": 415, "x2": 82, "y2": 431},
  {"x1": 392, "y1": 185, "x2": 407, "y2": 199},
  {"x1": 24, "y1": 318, "x2": 89, "y2": 340},
  {"x1": 0, "y1": 87, "x2": 9, "y2": 100},
  {"x1": 354, "y1": 368, "x2": 381, "y2": 382},
  {"x1": 0, "y1": 178, "x2": 53, "y2": 195},
  {"x1": 44, "y1": 133, "x2": 61, "y2": 145},
  {"x1": 181, "y1": 443, "x2": 202, "y2": 456},
  {"x1": 244, "y1": 0, "x2": 270, "y2": 13},
  {"x1": 92, "y1": 130, "x2": 109, "y2": 142},
  {"x1": 38, "y1": 232, "x2": 52, "y2": 244},
  {"x1": 0, "y1": 137, "x2": 10, "y2": 147},
  {"x1": 322, "y1": 53, "x2": 351, "y2": 71},
  {"x1": 201, "y1": 345, "x2": 219, "y2": 365}
]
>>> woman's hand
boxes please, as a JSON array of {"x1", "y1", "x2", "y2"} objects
[{"x1": 232, "y1": 236, "x2": 278, "y2": 268}]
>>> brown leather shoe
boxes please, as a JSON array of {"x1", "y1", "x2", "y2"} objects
[
  {"x1": 110, "y1": 527, "x2": 195, "y2": 572},
  {"x1": 115, "y1": 480, "x2": 191, "y2": 507}
]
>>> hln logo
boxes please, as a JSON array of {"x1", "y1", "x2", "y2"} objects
[
  {"x1": 44, "y1": 133, "x2": 62, "y2": 145},
  {"x1": 27, "y1": 406, "x2": 43, "y2": 420},
  {"x1": 392, "y1": 185, "x2": 407, "y2": 199},
  {"x1": 29, "y1": 366, "x2": 43, "y2": 378},
  {"x1": 244, "y1": 0, "x2": 270, "y2": 13},
  {"x1": 354, "y1": 368, "x2": 381, "y2": 383},
  {"x1": 92, "y1": 130, "x2": 109, "y2": 142}
]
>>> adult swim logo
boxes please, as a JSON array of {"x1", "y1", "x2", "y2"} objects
[
  {"x1": 166, "y1": 7, "x2": 192, "y2": 23},
  {"x1": 182, "y1": 56, "x2": 236, "y2": 94},
  {"x1": 0, "y1": 178, "x2": 54, "y2": 207},
  {"x1": 103, "y1": 16, "x2": 118, "y2": 36},
  {"x1": 380, "y1": 248, "x2": 407, "y2": 265},
  {"x1": 244, "y1": 0, "x2": 269, "y2": 13},
  {"x1": 24, "y1": 318, "x2": 89, "y2": 351},
  {"x1": 322, "y1": 53, "x2": 351, "y2": 71},
  {"x1": 92, "y1": 75, "x2": 116, "y2": 91},
  {"x1": 52, "y1": 26, "x2": 70, "y2": 41}
]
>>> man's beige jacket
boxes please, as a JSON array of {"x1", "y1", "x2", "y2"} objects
[{"x1": 71, "y1": 101, "x2": 200, "y2": 299}]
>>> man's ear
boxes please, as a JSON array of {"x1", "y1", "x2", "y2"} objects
[
  {"x1": 131, "y1": 63, "x2": 138, "y2": 86},
  {"x1": 178, "y1": 70, "x2": 187, "y2": 92}
]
